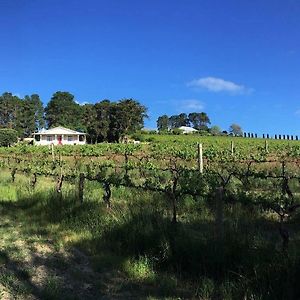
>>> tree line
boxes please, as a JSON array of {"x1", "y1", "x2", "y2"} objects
[
  {"x1": 157, "y1": 112, "x2": 211, "y2": 131},
  {"x1": 157, "y1": 112, "x2": 243, "y2": 136},
  {"x1": 0, "y1": 92, "x2": 147, "y2": 142}
]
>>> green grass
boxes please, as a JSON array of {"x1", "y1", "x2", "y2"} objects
[{"x1": 0, "y1": 169, "x2": 300, "y2": 299}]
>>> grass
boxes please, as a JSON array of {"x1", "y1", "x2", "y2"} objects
[
  {"x1": 0, "y1": 170, "x2": 300, "y2": 299},
  {"x1": 123, "y1": 256, "x2": 156, "y2": 282}
]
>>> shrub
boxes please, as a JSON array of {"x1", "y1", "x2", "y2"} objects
[
  {"x1": 172, "y1": 128, "x2": 183, "y2": 135},
  {"x1": 131, "y1": 133, "x2": 145, "y2": 142},
  {"x1": 0, "y1": 129, "x2": 18, "y2": 147}
]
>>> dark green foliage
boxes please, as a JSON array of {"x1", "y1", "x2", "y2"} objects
[
  {"x1": 0, "y1": 129, "x2": 18, "y2": 146},
  {"x1": 0, "y1": 92, "x2": 20, "y2": 129},
  {"x1": 109, "y1": 99, "x2": 148, "y2": 141},
  {"x1": 17, "y1": 94, "x2": 45, "y2": 137},
  {"x1": 0, "y1": 92, "x2": 44, "y2": 138},
  {"x1": 157, "y1": 111, "x2": 211, "y2": 132},
  {"x1": 44, "y1": 91, "x2": 83, "y2": 129},
  {"x1": 157, "y1": 114, "x2": 169, "y2": 131},
  {"x1": 168, "y1": 114, "x2": 188, "y2": 129},
  {"x1": 94, "y1": 100, "x2": 112, "y2": 142},
  {"x1": 188, "y1": 112, "x2": 211, "y2": 130},
  {"x1": 83, "y1": 98, "x2": 147, "y2": 143},
  {"x1": 0, "y1": 91, "x2": 148, "y2": 142}
]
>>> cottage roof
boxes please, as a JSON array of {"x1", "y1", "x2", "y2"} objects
[
  {"x1": 178, "y1": 126, "x2": 198, "y2": 132},
  {"x1": 33, "y1": 126, "x2": 86, "y2": 135}
]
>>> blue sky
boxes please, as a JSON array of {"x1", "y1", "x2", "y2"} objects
[{"x1": 1, "y1": 0, "x2": 300, "y2": 135}]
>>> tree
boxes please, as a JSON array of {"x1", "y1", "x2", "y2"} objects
[
  {"x1": 188, "y1": 112, "x2": 211, "y2": 131},
  {"x1": 94, "y1": 100, "x2": 111, "y2": 142},
  {"x1": 178, "y1": 113, "x2": 189, "y2": 127},
  {"x1": 31, "y1": 94, "x2": 45, "y2": 131},
  {"x1": 109, "y1": 99, "x2": 148, "y2": 142},
  {"x1": 45, "y1": 91, "x2": 83, "y2": 129},
  {"x1": 199, "y1": 112, "x2": 211, "y2": 130},
  {"x1": 229, "y1": 123, "x2": 243, "y2": 136},
  {"x1": 210, "y1": 125, "x2": 221, "y2": 136},
  {"x1": 81, "y1": 104, "x2": 98, "y2": 143},
  {"x1": 157, "y1": 115, "x2": 169, "y2": 131},
  {"x1": 0, "y1": 129, "x2": 18, "y2": 146},
  {"x1": 168, "y1": 114, "x2": 189, "y2": 129},
  {"x1": 168, "y1": 115, "x2": 181, "y2": 129},
  {"x1": 0, "y1": 92, "x2": 20, "y2": 129},
  {"x1": 16, "y1": 94, "x2": 45, "y2": 137}
]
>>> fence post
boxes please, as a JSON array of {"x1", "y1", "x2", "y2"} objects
[
  {"x1": 231, "y1": 141, "x2": 234, "y2": 156},
  {"x1": 51, "y1": 144, "x2": 55, "y2": 162},
  {"x1": 265, "y1": 140, "x2": 269, "y2": 153},
  {"x1": 197, "y1": 143, "x2": 203, "y2": 174}
]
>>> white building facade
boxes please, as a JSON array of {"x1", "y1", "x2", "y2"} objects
[{"x1": 33, "y1": 127, "x2": 86, "y2": 146}]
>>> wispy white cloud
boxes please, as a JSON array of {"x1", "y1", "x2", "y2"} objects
[
  {"x1": 187, "y1": 76, "x2": 251, "y2": 94},
  {"x1": 177, "y1": 99, "x2": 204, "y2": 112}
]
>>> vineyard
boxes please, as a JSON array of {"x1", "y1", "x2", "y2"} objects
[{"x1": 1, "y1": 137, "x2": 300, "y2": 299}]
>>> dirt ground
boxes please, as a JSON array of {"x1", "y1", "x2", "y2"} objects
[{"x1": 0, "y1": 214, "x2": 142, "y2": 300}]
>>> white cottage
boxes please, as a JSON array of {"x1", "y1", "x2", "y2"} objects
[
  {"x1": 178, "y1": 126, "x2": 198, "y2": 134},
  {"x1": 33, "y1": 127, "x2": 86, "y2": 145}
]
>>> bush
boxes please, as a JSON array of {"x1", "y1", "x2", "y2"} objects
[
  {"x1": 131, "y1": 133, "x2": 145, "y2": 142},
  {"x1": 147, "y1": 130, "x2": 158, "y2": 135},
  {"x1": 0, "y1": 129, "x2": 18, "y2": 147},
  {"x1": 172, "y1": 128, "x2": 183, "y2": 135}
]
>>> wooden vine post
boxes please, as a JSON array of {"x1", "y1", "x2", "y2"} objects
[
  {"x1": 31, "y1": 173, "x2": 37, "y2": 189},
  {"x1": 231, "y1": 141, "x2": 234, "y2": 156},
  {"x1": 51, "y1": 144, "x2": 55, "y2": 162},
  {"x1": 56, "y1": 174, "x2": 64, "y2": 194},
  {"x1": 102, "y1": 182, "x2": 112, "y2": 209},
  {"x1": 11, "y1": 168, "x2": 17, "y2": 182},
  {"x1": 265, "y1": 140, "x2": 269, "y2": 153},
  {"x1": 170, "y1": 165, "x2": 180, "y2": 224},
  {"x1": 197, "y1": 143, "x2": 203, "y2": 174},
  {"x1": 124, "y1": 148, "x2": 129, "y2": 179}
]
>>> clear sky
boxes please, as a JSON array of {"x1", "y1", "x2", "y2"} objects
[{"x1": 1, "y1": 0, "x2": 300, "y2": 135}]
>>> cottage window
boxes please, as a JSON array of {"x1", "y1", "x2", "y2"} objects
[
  {"x1": 35, "y1": 135, "x2": 40, "y2": 141},
  {"x1": 79, "y1": 135, "x2": 85, "y2": 142},
  {"x1": 46, "y1": 136, "x2": 52, "y2": 142},
  {"x1": 67, "y1": 136, "x2": 73, "y2": 141}
]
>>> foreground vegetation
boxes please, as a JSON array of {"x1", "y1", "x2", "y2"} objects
[
  {"x1": 1, "y1": 136, "x2": 300, "y2": 299},
  {"x1": 0, "y1": 167, "x2": 300, "y2": 299}
]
